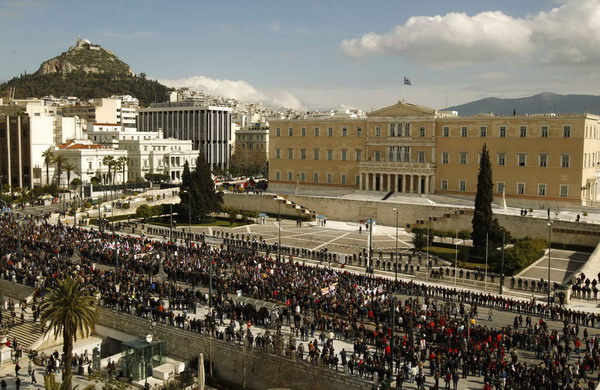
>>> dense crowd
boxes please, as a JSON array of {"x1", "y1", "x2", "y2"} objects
[{"x1": 0, "y1": 214, "x2": 599, "y2": 389}]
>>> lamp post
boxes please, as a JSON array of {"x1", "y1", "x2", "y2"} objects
[
  {"x1": 454, "y1": 230, "x2": 458, "y2": 288},
  {"x1": 274, "y1": 195, "x2": 282, "y2": 261},
  {"x1": 499, "y1": 231, "x2": 505, "y2": 295},
  {"x1": 392, "y1": 208, "x2": 399, "y2": 282},
  {"x1": 169, "y1": 203, "x2": 173, "y2": 242},
  {"x1": 484, "y1": 233, "x2": 489, "y2": 292},
  {"x1": 367, "y1": 218, "x2": 374, "y2": 274},
  {"x1": 181, "y1": 190, "x2": 192, "y2": 240},
  {"x1": 426, "y1": 216, "x2": 431, "y2": 281},
  {"x1": 547, "y1": 221, "x2": 552, "y2": 305}
]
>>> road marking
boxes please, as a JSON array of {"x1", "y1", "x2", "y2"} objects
[{"x1": 312, "y1": 232, "x2": 352, "y2": 250}]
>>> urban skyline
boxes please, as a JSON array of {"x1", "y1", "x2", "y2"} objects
[{"x1": 1, "y1": 0, "x2": 600, "y2": 111}]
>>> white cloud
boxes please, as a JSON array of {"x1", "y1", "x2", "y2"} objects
[
  {"x1": 159, "y1": 75, "x2": 305, "y2": 111},
  {"x1": 340, "y1": 0, "x2": 600, "y2": 68}
]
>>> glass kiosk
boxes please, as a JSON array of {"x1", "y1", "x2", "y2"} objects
[{"x1": 121, "y1": 335, "x2": 166, "y2": 382}]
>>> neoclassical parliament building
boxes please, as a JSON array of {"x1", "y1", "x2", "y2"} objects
[{"x1": 268, "y1": 101, "x2": 600, "y2": 208}]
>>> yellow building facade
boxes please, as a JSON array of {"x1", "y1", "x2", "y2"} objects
[{"x1": 269, "y1": 101, "x2": 600, "y2": 208}]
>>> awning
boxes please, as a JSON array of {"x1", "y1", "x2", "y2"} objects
[
  {"x1": 258, "y1": 212, "x2": 268, "y2": 218},
  {"x1": 316, "y1": 214, "x2": 327, "y2": 219}
]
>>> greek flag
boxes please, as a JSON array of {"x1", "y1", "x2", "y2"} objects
[{"x1": 404, "y1": 77, "x2": 412, "y2": 86}]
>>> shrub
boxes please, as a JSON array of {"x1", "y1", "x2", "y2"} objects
[{"x1": 83, "y1": 201, "x2": 92, "y2": 209}]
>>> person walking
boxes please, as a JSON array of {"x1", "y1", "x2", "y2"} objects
[{"x1": 31, "y1": 371, "x2": 37, "y2": 385}]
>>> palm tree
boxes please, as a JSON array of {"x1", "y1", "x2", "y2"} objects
[
  {"x1": 52, "y1": 155, "x2": 67, "y2": 189},
  {"x1": 62, "y1": 161, "x2": 78, "y2": 199},
  {"x1": 117, "y1": 156, "x2": 129, "y2": 186},
  {"x1": 42, "y1": 148, "x2": 54, "y2": 186},
  {"x1": 40, "y1": 277, "x2": 98, "y2": 390},
  {"x1": 102, "y1": 156, "x2": 115, "y2": 185}
]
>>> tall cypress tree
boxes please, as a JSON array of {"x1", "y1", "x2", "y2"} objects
[
  {"x1": 179, "y1": 161, "x2": 192, "y2": 220},
  {"x1": 187, "y1": 150, "x2": 223, "y2": 222},
  {"x1": 472, "y1": 144, "x2": 494, "y2": 253}
]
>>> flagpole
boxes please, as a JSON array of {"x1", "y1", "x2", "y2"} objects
[{"x1": 402, "y1": 83, "x2": 405, "y2": 102}]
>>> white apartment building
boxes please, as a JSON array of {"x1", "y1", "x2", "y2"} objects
[{"x1": 62, "y1": 98, "x2": 137, "y2": 128}]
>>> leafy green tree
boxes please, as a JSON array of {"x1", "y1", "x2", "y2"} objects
[
  {"x1": 135, "y1": 204, "x2": 154, "y2": 222},
  {"x1": 472, "y1": 144, "x2": 494, "y2": 253},
  {"x1": 52, "y1": 155, "x2": 67, "y2": 188},
  {"x1": 185, "y1": 150, "x2": 223, "y2": 222},
  {"x1": 40, "y1": 277, "x2": 98, "y2": 390}
]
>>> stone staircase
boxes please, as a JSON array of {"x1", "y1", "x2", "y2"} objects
[{"x1": 0, "y1": 319, "x2": 45, "y2": 376}]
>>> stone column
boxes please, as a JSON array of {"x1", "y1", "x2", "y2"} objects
[
  {"x1": 401, "y1": 174, "x2": 406, "y2": 193},
  {"x1": 372, "y1": 173, "x2": 376, "y2": 192},
  {"x1": 388, "y1": 174, "x2": 392, "y2": 192},
  {"x1": 425, "y1": 175, "x2": 430, "y2": 194},
  {"x1": 359, "y1": 173, "x2": 363, "y2": 190}
]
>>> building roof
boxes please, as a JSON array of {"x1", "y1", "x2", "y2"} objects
[{"x1": 57, "y1": 140, "x2": 109, "y2": 150}]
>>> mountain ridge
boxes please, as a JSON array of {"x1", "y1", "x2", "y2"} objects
[{"x1": 444, "y1": 92, "x2": 600, "y2": 116}]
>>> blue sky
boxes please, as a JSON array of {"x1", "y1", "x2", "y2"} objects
[{"x1": 1, "y1": 0, "x2": 599, "y2": 110}]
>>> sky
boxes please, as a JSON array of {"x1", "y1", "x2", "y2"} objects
[{"x1": 1, "y1": 0, "x2": 600, "y2": 111}]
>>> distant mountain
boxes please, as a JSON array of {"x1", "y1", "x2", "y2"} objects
[
  {"x1": 445, "y1": 93, "x2": 600, "y2": 116},
  {"x1": 0, "y1": 38, "x2": 171, "y2": 106}
]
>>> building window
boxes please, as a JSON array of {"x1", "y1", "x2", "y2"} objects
[
  {"x1": 287, "y1": 149, "x2": 293, "y2": 159},
  {"x1": 561, "y1": 154, "x2": 570, "y2": 168},
  {"x1": 342, "y1": 127, "x2": 347, "y2": 137},
  {"x1": 287, "y1": 172, "x2": 293, "y2": 181},
  {"x1": 341, "y1": 150, "x2": 347, "y2": 161},
  {"x1": 327, "y1": 174, "x2": 333, "y2": 184},
  {"x1": 419, "y1": 127, "x2": 425, "y2": 137},
  {"x1": 418, "y1": 151, "x2": 425, "y2": 163},
  {"x1": 301, "y1": 127, "x2": 306, "y2": 136},
  {"x1": 480, "y1": 126, "x2": 487, "y2": 137},
  {"x1": 539, "y1": 153, "x2": 548, "y2": 167},
  {"x1": 563, "y1": 125, "x2": 571, "y2": 138},
  {"x1": 375, "y1": 126, "x2": 381, "y2": 137},
  {"x1": 517, "y1": 182, "x2": 525, "y2": 194},
  {"x1": 498, "y1": 153, "x2": 506, "y2": 166},
  {"x1": 300, "y1": 149, "x2": 306, "y2": 160},
  {"x1": 541, "y1": 125, "x2": 549, "y2": 138},
  {"x1": 538, "y1": 183, "x2": 546, "y2": 196},
  {"x1": 519, "y1": 126, "x2": 527, "y2": 137},
  {"x1": 441, "y1": 179, "x2": 448, "y2": 190},
  {"x1": 442, "y1": 126, "x2": 449, "y2": 137},
  {"x1": 357, "y1": 127, "x2": 362, "y2": 136},
  {"x1": 442, "y1": 152, "x2": 449, "y2": 164},
  {"x1": 300, "y1": 172, "x2": 306, "y2": 182},
  {"x1": 314, "y1": 127, "x2": 320, "y2": 136},
  {"x1": 460, "y1": 152, "x2": 467, "y2": 165},
  {"x1": 328, "y1": 127, "x2": 333, "y2": 137},
  {"x1": 288, "y1": 128, "x2": 293, "y2": 136},
  {"x1": 459, "y1": 180, "x2": 466, "y2": 191},
  {"x1": 314, "y1": 149, "x2": 319, "y2": 160},
  {"x1": 461, "y1": 126, "x2": 468, "y2": 137},
  {"x1": 275, "y1": 171, "x2": 280, "y2": 180},
  {"x1": 374, "y1": 151, "x2": 381, "y2": 162},
  {"x1": 497, "y1": 182, "x2": 505, "y2": 194},
  {"x1": 275, "y1": 149, "x2": 281, "y2": 159},
  {"x1": 356, "y1": 150, "x2": 362, "y2": 161},
  {"x1": 276, "y1": 128, "x2": 281, "y2": 136},
  {"x1": 560, "y1": 184, "x2": 569, "y2": 197},
  {"x1": 499, "y1": 126, "x2": 506, "y2": 138},
  {"x1": 327, "y1": 150, "x2": 333, "y2": 160},
  {"x1": 313, "y1": 173, "x2": 319, "y2": 183},
  {"x1": 355, "y1": 175, "x2": 360, "y2": 185},
  {"x1": 518, "y1": 153, "x2": 526, "y2": 166},
  {"x1": 341, "y1": 174, "x2": 347, "y2": 185}
]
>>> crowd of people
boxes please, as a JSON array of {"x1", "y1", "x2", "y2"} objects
[{"x1": 0, "y1": 213, "x2": 599, "y2": 389}]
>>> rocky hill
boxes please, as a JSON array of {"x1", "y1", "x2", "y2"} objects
[
  {"x1": 1, "y1": 38, "x2": 170, "y2": 106},
  {"x1": 445, "y1": 92, "x2": 600, "y2": 116},
  {"x1": 36, "y1": 38, "x2": 134, "y2": 76}
]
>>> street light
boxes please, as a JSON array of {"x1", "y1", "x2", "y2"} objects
[
  {"x1": 181, "y1": 190, "x2": 192, "y2": 240},
  {"x1": 274, "y1": 195, "x2": 282, "y2": 261},
  {"x1": 392, "y1": 208, "x2": 399, "y2": 282},
  {"x1": 547, "y1": 221, "x2": 553, "y2": 305},
  {"x1": 169, "y1": 203, "x2": 173, "y2": 242}
]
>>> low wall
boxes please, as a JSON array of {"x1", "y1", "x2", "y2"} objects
[
  {"x1": 97, "y1": 308, "x2": 370, "y2": 390},
  {"x1": 0, "y1": 280, "x2": 370, "y2": 390},
  {"x1": 223, "y1": 193, "x2": 312, "y2": 219},
  {"x1": 276, "y1": 194, "x2": 600, "y2": 247}
]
